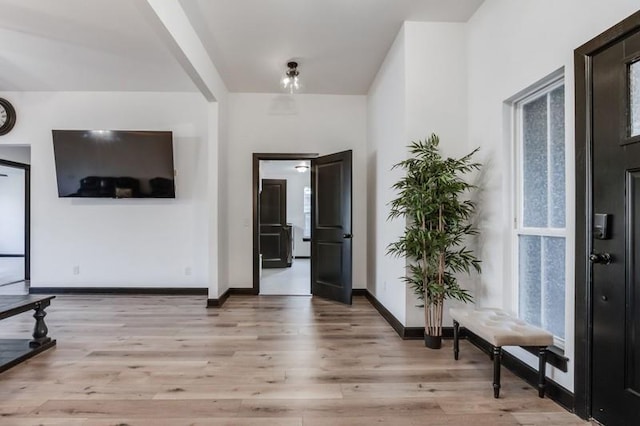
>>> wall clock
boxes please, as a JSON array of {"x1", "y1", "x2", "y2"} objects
[{"x1": 0, "y1": 98, "x2": 16, "y2": 136}]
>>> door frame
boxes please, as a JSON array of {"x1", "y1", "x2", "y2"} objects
[
  {"x1": 252, "y1": 153, "x2": 318, "y2": 294},
  {"x1": 574, "y1": 9, "x2": 640, "y2": 420},
  {"x1": 0, "y1": 158, "x2": 30, "y2": 282}
]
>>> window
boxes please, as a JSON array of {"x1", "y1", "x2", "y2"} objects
[
  {"x1": 631, "y1": 60, "x2": 640, "y2": 137},
  {"x1": 303, "y1": 186, "x2": 311, "y2": 239},
  {"x1": 514, "y1": 78, "x2": 566, "y2": 344}
]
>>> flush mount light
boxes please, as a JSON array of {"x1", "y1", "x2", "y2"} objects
[
  {"x1": 294, "y1": 162, "x2": 309, "y2": 173},
  {"x1": 282, "y1": 61, "x2": 301, "y2": 94}
]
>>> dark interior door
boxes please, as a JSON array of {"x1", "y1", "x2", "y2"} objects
[
  {"x1": 591, "y1": 29, "x2": 640, "y2": 424},
  {"x1": 260, "y1": 179, "x2": 288, "y2": 268},
  {"x1": 311, "y1": 150, "x2": 352, "y2": 304}
]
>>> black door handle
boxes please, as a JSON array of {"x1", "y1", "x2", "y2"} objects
[
  {"x1": 343, "y1": 233, "x2": 353, "y2": 239},
  {"x1": 589, "y1": 252, "x2": 612, "y2": 264}
]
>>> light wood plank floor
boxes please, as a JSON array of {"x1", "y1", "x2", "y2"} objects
[{"x1": 0, "y1": 295, "x2": 590, "y2": 425}]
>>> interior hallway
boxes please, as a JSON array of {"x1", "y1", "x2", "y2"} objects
[
  {"x1": 0, "y1": 258, "x2": 24, "y2": 287},
  {"x1": 0, "y1": 280, "x2": 28, "y2": 295},
  {"x1": 0, "y1": 293, "x2": 588, "y2": 425},
  {"x1": 260, "y1": 258, "x2": 311, "y2": 295}
]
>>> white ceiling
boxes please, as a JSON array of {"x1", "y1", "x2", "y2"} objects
[
  {"x1": 261, "y1": 160, "x2": 311, "y2": 177},
  {"x1": 0, "y1": 0, "x2": 484, "y2": 94},
  {"x1": 0, "y1": 0, "x2": 196, "y2": 91},
  {"x1": 182, "y1": 0, "x2": 484, "y2": 94}
]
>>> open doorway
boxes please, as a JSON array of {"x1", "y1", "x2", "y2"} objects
[
  {"x1": 0, "y1": 146, "x2": 31, "y2": 293},
  {"x1": 255, "y1": 155, "x2": 315, "y2": 295},
  {"x1": 252, "y1": 151, "x2": 354, "y2": 304}
]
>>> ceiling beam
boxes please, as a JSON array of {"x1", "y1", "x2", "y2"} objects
[{"x1": 137, "y1": 0, "x2": 227, "y2": 102}]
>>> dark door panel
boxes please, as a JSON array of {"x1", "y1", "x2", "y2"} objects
[
  {"x1": 591, "y1": 28, "x2": 640, "y2": 425},
  {"x1": 260, "y1": 179, "x2": 289, "y2": 268},
  {"x1": 311, "y1": 150, "x2": 352, "y2": 304}
]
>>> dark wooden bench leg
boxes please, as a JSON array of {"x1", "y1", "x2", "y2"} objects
[
  {"x1": 30, "y1": 301, "x2": 52, "y2": 348},
  {"x1": 538, "y1": 346, "x2": 547, "y2": 398},
  {"x1": 453, "y1": 320, "x2": 460, "y2": 360},
  {"x1": 493, "y1": 346, "x2": 502, "y2": 398}
]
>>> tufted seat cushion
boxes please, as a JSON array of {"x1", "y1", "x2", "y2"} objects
[{"x1": 449, "y1": 308, "x2": 553, "y2": 347}]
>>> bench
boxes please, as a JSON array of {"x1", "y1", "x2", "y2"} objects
[
  {"x1": 0, "y1": 295, "x2": 56, "y2": 374},
  {"x1": 449, "y1": 308, "x2": 553, "y2": 399}
]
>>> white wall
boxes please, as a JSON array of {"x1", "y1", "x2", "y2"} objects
[
  {"x1": 0, "y1": 91, "x2": 212, "y2": 288},
  {"x1": 0, "y1": 146, "x2": 30, "y2": 164},
  {"x1": 225, "y1": 93, "x2": 367, "y2": 289},
  {"x1": 467, "y1": 0, "x2": 640, "y2": 391},
  {"x1": 366, "y1": 22, "x2": 471, "y2": 326},
  {"x1": 367, "y1": 28, "x2": 408, "y2": 324},
  {"x1": 261, "y1": 160, "x2": 311, "y2": 258},
  {"x1": 139, "y1": 0, "x2": 230, "y2": 299},
  {"x1": 404, "y1": 22, "x2": 471, "y2": 327},
  {"x1": 0, "y1": 166, "x2": 25, "y2": 254},
  {"x1": 216, "y1": 100, "x2": 230, "y2": 297}
]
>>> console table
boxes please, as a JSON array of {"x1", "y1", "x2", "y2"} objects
[{"x1": 0, "y1": 295, "x2": 56, "y2": 373}]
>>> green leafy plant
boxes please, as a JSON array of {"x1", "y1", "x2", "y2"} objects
[{"x1": 387, "y1": 134, "x2": 481, "y2": 345}]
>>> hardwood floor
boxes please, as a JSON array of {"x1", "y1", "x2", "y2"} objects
[{"x1": 0, "y1": 295, "x2": 589, "y2": 425}]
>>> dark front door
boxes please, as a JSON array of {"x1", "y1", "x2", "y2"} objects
[
  {"x1": 591, "y1": 28, "x2": 640, "y2": 425},
  {"x1": 311, "y1": 150, "x2": 352, "y2": 304},
  {"x1": 260, "y1": 179, "x2": 289, "y2": 268}
]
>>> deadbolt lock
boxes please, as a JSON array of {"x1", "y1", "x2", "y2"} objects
[{"x1": 589, "y1": 252, "x2": 612, "y2": 264}]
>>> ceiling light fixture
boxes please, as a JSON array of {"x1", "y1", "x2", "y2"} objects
[
  {"x1": 294, "y1": 162, "x2": 309, "y2": 173},
  {"x1": 282, "y1": 61, "x2": 301, "y2": 94}
]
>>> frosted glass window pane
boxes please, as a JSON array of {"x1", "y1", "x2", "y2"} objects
[
  {"x1": 632, "y1": 61, "x2": 640, "y2": 137},
  {"x1": 519, "y1": 235, "x2": 542, "y2": 327},
  {"x1": 518, "y1": 235, "x2": 566, "y2": 339},
  {"x1": 523, "y1": 95, "x2": 548, "y2": 227},
  {"x1": 542, "y1": 237, "x2": 565, "y2": 339},
  {"x1": 549, "y1": 87, "x2": 566, "y2": 228}
]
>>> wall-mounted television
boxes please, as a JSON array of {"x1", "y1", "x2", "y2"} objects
[{"x1": 52, "y1": 130, "x2": 175, "y2": 198}]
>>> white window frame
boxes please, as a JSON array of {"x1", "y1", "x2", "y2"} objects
[
  {"x1": 303, "y1": 186, "x2": 311, "y2": 239},
  {"x1": 511, "y1": 74, "x2": 567, "y2": 348}
]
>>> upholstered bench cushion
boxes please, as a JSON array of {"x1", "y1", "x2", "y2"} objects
[{"x1": 450, "y1": 308, "x2": 553, "y2": 347}]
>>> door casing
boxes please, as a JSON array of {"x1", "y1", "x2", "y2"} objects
[
  {"x1": 574, "y1": 9, "x2": 640, "y2": 420},
  {"x1": 0, "y1": 158, "x2": 30, "y2": 283},
  {"x1": 252, "y1": 153, "x2": 318, "y2": 294}
]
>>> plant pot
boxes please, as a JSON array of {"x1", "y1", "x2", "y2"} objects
[{"x1": 424, "y1": 334, "x2": 442, "y2": 349}]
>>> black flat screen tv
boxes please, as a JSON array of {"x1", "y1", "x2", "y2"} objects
[{"x1": 52, "y1": 130, "x2": 175, "y2": 198}]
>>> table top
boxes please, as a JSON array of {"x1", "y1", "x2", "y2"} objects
[{"x1": 0, "y1": 295, "x2": 55, "y2": 320}]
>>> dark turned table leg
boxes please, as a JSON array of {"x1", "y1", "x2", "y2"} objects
[
  {"x1": 453, "y1": 320, "x2": 460, "y2": 360},
  {"x1": 493, "y1": 346, "x2": 502, "y2": 398},
  {"x1": 29, "y1": 301, "x2": 52, "y2": 348},
  {"x1": 538, "y1": 346, "x2": 547, "y2": 398}
]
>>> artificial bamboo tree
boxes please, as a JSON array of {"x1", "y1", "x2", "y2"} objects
[{"x1": 388, "y1": 134, "x2": 481, "y2": 349}]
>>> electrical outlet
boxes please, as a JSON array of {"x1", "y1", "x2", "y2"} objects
[
  {"x1": 185, "y1": 266, "x2": 192, "y2": 276},
  {"x1": 73, "y1": 265, "x2": 80, "y2": 275}
]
